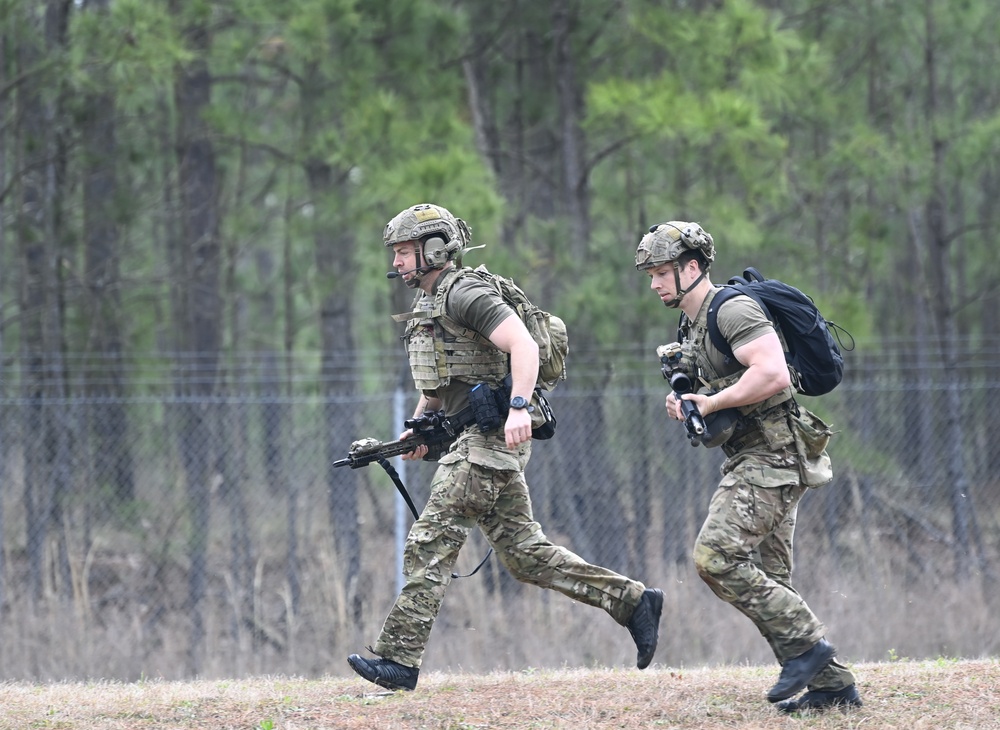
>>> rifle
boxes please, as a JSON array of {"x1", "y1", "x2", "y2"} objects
[
  {"x1": 332, "y1": 410, "x2": 457, "y2": 470},
  {"x1": 333, "y1": 407, "x2": 492, "y2": 578},
  {"x1": 657, "y1": 342, "x2": 707, "y2": 447}
]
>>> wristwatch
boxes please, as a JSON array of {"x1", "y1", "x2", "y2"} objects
[{"x1": 509, "y1": 395, "x2": 534, "y2": 412}]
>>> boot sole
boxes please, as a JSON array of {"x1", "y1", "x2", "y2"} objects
[
  {"x1": 777, "y1": 686, "x2": 862, "y2": 713},
  {"x1": 347, "y1": 654, "x2": 416, "y2": 692},
  {"x1": 766, "y1": 642, "x2": 836, "y2": 702}
]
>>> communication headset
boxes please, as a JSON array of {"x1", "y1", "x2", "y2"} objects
[{"x1": 421, "y1": 235, "x2": 463, "y2": 268}]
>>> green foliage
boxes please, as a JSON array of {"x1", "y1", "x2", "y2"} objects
[
  {"x1": 956, "y1": 113, "x2": 1000, "y2": 172},
  {"x1": 68, "y1": 0, "x2": 189, "y2": 108},
  {"x1": 1, "y1": 0, "x2": 997, "y2": 373},
  {"x1": 887, "y1": 648, "x2": 906, "y2": 663},
  {"x1": 4, "y1": 0, "x2": 1000, "y2": 686}
]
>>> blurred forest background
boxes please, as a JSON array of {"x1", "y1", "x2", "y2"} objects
[{"x1": 1, "y1": 0, "x2": 998, "y2": 681}]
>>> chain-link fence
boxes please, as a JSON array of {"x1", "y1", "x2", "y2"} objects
[{"x1": 0, "y1": 343, "x2": 997, "y2": 680}]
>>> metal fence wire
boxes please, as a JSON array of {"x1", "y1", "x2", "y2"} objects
[{"x1": 0, "y1": 343, "x2": 997, "y2": 680}]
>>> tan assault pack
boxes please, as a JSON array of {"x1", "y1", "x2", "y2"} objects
[{"x1": 437, "y1": 265, "x2": 569, "y2": 391}]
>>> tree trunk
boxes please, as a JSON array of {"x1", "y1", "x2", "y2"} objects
[
  {"x1": 17, "y1": 0, "x2": 73, "y2": 606},
  {"x1": 0, "y1": 29, "x2": 8, "y2": 611},
  {"x1": 300, "y1": 60, "x2": 361, "y2": 623},
  {"x1": 81, "y1": 0, "x2": 134, "y2": 506},
  {"x1": 551, "y1": 0, "x2": 590, "y2": 257},
  {"x1": 918, "y1": 0, "x2": 978, "y2": 577},
  {"x1": 172, "y1": 9, "x2": 222, "y2": 675}
]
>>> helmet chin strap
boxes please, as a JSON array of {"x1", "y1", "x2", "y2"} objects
[
  {"x1": 404, "y1": 243, "x2": 435, "y2": 289},
  {"x1": 663, "y1": 261, "x2": 706, "y2": 308}
]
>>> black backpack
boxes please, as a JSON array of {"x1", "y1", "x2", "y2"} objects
[{"x1": 700, "y1": 268, "x2": 852, "y2": 397}]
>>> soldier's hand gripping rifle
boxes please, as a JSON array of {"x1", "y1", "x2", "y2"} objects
[
  {"x1": 333, "y1": 409, "x2": 456, "y2": 525},
  {"x1": 333, "y1": 410, "x2": 456, "y2": 471},
  {"x1": 334, "y1": 408, "x2": 492, "y2": 579},
  {"x1": 657, "y1": 342, "x2": 707, "y2": 447}
]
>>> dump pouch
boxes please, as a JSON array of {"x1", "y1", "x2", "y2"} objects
[
  {"x1": 497, "y1": 374, "x2": 558, "y2": 440},
  {"x1": 792, "y1": 407, "x2": 834, "y2": 487},
  {"x1": 531, "y1": 389, "x2": 557, "y2": 440}
]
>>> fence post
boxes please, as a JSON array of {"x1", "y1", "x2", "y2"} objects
[{"x1": 393, "y1": 385, "x2": 407, "y2": 595}]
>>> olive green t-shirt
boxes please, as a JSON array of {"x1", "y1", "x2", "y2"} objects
[
  {"x1": 702, "y1": 289, "x2": 775, "y2": 378},
  {"x1": 423, "y1": 273, "x2": 514, "y2": 415}
]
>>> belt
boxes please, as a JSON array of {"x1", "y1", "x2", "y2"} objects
[
  {"x1": 722, "y1": 429, "x2": 768, "y2": 457},
  {"x1": 443, "y1": 406, "x2": 476, "y2": 436},
  {"x1": 721, "y1": 399, "x2": 796, "y2": 457}
]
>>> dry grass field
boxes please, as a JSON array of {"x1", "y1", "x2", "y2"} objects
[{"x1": 0, "y1": 657, "x2": 996, "y2": 729}]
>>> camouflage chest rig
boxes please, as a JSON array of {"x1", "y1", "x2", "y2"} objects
[
  {"x1": 392, "y1": 267, "x2": 509, "y2": 393},
  {"x1": 681, "y1": 288, "x2": 798, "y2": 458}
]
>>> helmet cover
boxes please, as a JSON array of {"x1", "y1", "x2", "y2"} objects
[
  {"x1": 635, "y1": 221, "x2": 715, "y2": 270},
  {"x1": 383, "y1": 203, "x2": 471, "y2": 268}
]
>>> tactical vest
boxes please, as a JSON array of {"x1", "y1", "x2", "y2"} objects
[
  {"x1": 681, "y1": 288, "x2": 797, "y2": 457},
  {"x1": 392, "y1": 267, "x2": 509, "y2": 392}
]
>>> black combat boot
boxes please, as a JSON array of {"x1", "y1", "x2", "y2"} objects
[
  {"x1": 766, "y1": 638, "x2": 836, "y2": 702},
  {"x1": 626, "y1": 588, "x2": 664, "y2": 669},
  {"x1": 776, "y1": 684, "x2": 863, "y2": 713},
  {"x1": 347, "y1": 654, "x2": 419, "y2": 691}
]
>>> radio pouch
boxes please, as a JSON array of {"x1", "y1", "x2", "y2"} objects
[{"x1": 469, "y1": 382, "x2": 503, "y2": 432}]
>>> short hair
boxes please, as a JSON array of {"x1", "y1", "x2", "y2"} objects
[{"x1": 678, "y1": 249, "x2": 709, "y2": 272}]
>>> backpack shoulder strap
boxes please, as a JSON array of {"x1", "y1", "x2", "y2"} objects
[
  {"x1": 431, "y1": 267, "x2": 468, "y2": 313},
  {"x1": 705, "y1": 287, "x2": 738, "y2": 357},
  {"x1": 706, "y1": 284, "x2": 772, "y2": 359},
  {"x1": 434, "y1": 267, "x2": 498, "y2": 348}
]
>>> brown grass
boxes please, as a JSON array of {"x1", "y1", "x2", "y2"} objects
[{"x1": 0, "y1": 658, "x2": 996, "y2": 729}]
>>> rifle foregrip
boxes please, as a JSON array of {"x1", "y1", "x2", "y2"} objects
[{"x1": 377, "y1": 438, "x2": 425, "y2": 460}]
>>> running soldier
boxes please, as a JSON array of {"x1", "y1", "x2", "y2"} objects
[
  {"x1": 636, "y1": 220, "x2": 862, "y2": 713},
  {"x1": 347, "y1": 203, "x2": 663, "y2": 691}
]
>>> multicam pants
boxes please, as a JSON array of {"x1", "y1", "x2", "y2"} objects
[
  {"x1": 373, "y1": 427, "x2": 646, "y2": 669},
  {"x1": 692, "y1": 449, "x2": 856, "y2": 692}
]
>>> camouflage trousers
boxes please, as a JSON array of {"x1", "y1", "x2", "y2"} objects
[
  {"x1": 373, "y1": 427, "x2": 646, "y2": 669},
  {"x1": 692, "y1": 449, "x2": 856, "y2": 692}
]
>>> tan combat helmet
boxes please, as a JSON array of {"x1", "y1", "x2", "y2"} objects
[
  {"x1": 636, "y1": 220, "x2": 715, "y2": 308},
  {"x1": 383, "y1": 203, "x2": 472, "y2": 269},
  {"x1": 635, "y1": 221, "x2": 715, "y2": 271}
]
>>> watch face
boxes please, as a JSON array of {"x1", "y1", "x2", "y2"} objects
[{"x1": 510, "y1": 396, "x2": 528, "y2": 409}]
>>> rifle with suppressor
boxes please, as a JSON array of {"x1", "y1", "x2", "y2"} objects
[
  {"x1": 657, "y1": 342, "x2": 742, "y2": 449},
  {"x1": 657, "y1": 342, "x2": 707, "y2": 447}
]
